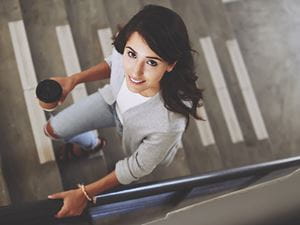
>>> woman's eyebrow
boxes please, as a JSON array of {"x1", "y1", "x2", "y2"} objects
[{"x1": 125, "y1": 46, "x2": 163, "y2": 61}]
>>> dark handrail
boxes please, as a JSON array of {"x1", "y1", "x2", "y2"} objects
[
  {"x1": 1, "y1": 156, "x2": 300, "y2": 224},
  {"x1": 94, "y1": 156, "x2": 300, "y2": 205}
]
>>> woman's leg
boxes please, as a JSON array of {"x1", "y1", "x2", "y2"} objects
[{"x1": 46, "y1": 91, "x2": 115, "y2": 150}]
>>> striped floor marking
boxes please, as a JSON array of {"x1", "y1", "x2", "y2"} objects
[
  {"x1": 8, "y1": 20, "x2": 55, "y2": 164},
  {"x1": 97, "y1": 28, "x2": 113, "y2": 58},
  {"x1": 226, "y1": 39, "x2": 269, "y2": 140},
  {"x1": 56, "y1": 24, "x2": 100, "y2": 153},
  {"x1": 56, "y1": 24, "x2": 88, "y2": 102},
  {"x1": 197, "y1": 106, "x2": 216, "y2": 146},
  {"x1": 199, "y1": 37, "x2": 244, "y2": 143},
  {"x1": 222, "y1": 0, "x2": 242, "y2": 3},
  {"x1": 223, "y1": 0, "x2": 256, "y2": 3}
]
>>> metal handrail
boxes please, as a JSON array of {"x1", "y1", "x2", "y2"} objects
[
  {"x1": 94, "y1": 156, "x2": 300, "y2": 205},
  {"x1": 1, "y1": 156, "x2": 300, "y2": 224}
]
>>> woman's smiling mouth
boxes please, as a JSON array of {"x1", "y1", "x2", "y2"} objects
[{"x1": 129, "y1": 76, "x2": 146, "y2": 84}]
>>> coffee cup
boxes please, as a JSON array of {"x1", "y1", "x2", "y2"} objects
[{"x1": 36, "y1": 79, "x2": 63, "y2": 112}]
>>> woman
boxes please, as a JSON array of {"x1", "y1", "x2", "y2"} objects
[{"x1": 46, "y1": 5, "x2": 203, "y2": 218}]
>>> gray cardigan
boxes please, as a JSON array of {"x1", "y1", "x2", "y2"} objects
[{"x1": 99, "y1": 48, "x2": 186, "y2": 184}]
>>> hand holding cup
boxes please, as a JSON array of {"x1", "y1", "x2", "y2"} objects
[
  {"x1": 36, "y1": 76, "x2": 76, "y2": 111},
  {"x1": 36, "y1": 79, "x2": 63, "y2": 111}
]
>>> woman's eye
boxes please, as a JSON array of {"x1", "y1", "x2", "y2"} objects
[
  {"x1": 128, "y1": 51, "x2": 136, "y2": 58},
  {"x1": 147, "y1": 60, "x2": 158, "y2": 67}
]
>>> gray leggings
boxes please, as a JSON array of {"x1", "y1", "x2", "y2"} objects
[{"x1": 49, "y1": 91, "x2": 122, "y2": 150}]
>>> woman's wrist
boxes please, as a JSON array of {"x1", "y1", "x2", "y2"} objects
[
  {"x1": 84, "y1": 182, "x2": 103, "y2": 198},
  {"x1": 77, "y1": 184, "x2": 94, "y2": 203},
  {"x1": 84, "y1": 171, "x2": 120, "y2": 198},
  {"x1": 70, "y1": 73, "x2": 82, "y2": 86}
]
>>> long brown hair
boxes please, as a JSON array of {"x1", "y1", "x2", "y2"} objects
[{"x1": 113, "y1": 5, "x2": 204, "y2": 128}]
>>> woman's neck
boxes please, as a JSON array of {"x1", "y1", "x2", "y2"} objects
[{"x1": 139, "y1": 86, "x2": 160, "y2": 97}]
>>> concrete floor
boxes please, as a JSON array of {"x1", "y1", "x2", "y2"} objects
[
  {"x1": 0, "y1": 1, "x2": 300, "y2": 224},
  {"x1": 225, "y1": 0, "x2": 300, "y2": 159},
  {"x1": 0, "y1": 0, "x2": 63, "y2": 204}
]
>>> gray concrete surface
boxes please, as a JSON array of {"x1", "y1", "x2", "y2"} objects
[
  {"x1": 103, "y1": 0, "x2": 142, "y2": 34},
  {"x1": 19, "y1": 0, "x2": 74, "y2": 108},
  {"x1": 0, "y1": 156, "x2": 10, "y2": 206},
  {"x1": 0, "y1": 0, "x2": 63, "y2": 203},
  {"x1": 172, "y1": 0, "x2": 246, "y2": 169},
  {"x1": 225, "y1": 0, "x2": 300, "y2": 159},
  {"x1": 63, "y1": 0, "x2": 110, "y2": 94},
  {"x1": 62, "y1": 0, "x2": 126, "y2": 176},
  {"x1": 198, "y1": 0, "x2": 274, "y2": 164}
]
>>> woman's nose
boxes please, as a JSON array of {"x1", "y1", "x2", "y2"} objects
[{"x1": 133, "y1": 61, "x2": 144, "y2": 77}]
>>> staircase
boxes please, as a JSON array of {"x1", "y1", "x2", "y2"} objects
[{"x1": 0, "y1": 0, "x2": 300, "y2": 224}]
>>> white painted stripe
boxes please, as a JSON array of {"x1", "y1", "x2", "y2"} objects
[
  {"x1": 8, "y1": 21, "x2": 37, "y2": 90},
  {"x1": 196, "y1": 106, "x2": 216, "y2": 146},
  {"x1": 8, "y1": 20, "x2": 55, "y2": 163},
  {"x1": 199, "y1": 37, "x2": 244, "y2": 143},
  {"x1": 223, "y1": 0, "x2": 240, "y2": 3},
  {"x1": 24, "y1": 90, "x2": 55, "y2": 161},
  {"x1": 223, "y1": 0, "x2": 257, "y2": 3},
  {"x1": 226, "y1": 39, "x2": 269, "y2": 140},
  {"x1": 56, "y1": 25, "x2": 100, "y2": 154},
  {"x1": 178, "y1": 141, "x2": 183, "y2": 149},
  {"x1": 97, "y1": 28, "x2": 113, "y2": 58},
  {"x1": 56, "y1": 25, "x2": 88, "y2": 102}
]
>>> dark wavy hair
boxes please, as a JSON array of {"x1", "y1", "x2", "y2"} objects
[{"x1": 113, "y1": 5, "x2": 203, "y2": 128}]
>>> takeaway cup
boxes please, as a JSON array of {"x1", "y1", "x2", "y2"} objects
[{"x1": 36, "y1": 79, "x2": 63, "y2": 112}]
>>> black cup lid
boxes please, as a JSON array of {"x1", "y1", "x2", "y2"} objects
[{"x1": 36, "y1": 79, "x2": 63, "y2": 103}]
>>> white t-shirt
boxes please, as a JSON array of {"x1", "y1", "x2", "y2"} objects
[{"x1": 116, "y1": 79, "x2": 151, "y2": 124}]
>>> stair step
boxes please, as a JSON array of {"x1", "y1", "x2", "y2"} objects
[
  {"x1": 170, "y1": 0, "x2": 227, "y2": 172},
  {"x1": 224, "y1": 0, "x2": 300, "y2": 159},
  {"x1": 102, "y1": 0, "x2": 142, "y2": 34},
  {"x1": 59, "y1": 154, "x2": 108, "y2": 190},
  {"x1": 141, "y1": 0, "x2": 172, "y2": 8},
  {"x1": 198, "y1": 0, "x2": 274, "y2": 163},
  {"x1": 171, "y1": 0, "x2": 275, "y2": 172},
  {"x1": 63, "y1": 0, "x2": 111, "y2": 94},
  {"x1": 63, "y1": 0, "x2": 124, "y2": 171},
  {"x1": 9, "y1": 20, "x2": 55, "y2": 163},
  {"x1": 0, "y1": 0, "x2": 63, "y2": 203},
  {"x1": 0, "y1": 156, "x2": 10, "y2": 206},
  {"x1": 18, "y1": 0, "x2": 113, "y2": 190}
]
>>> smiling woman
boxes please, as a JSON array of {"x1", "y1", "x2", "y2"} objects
[
  {"x1": 42, "y1": 5, "x2": 203, "y2": 218},
  {"x1": 114, "y1": 6, "x2": 203, "y2": 126},
  {"x1": 122, "y1": 33, "x2": 176, "y2": 97}
]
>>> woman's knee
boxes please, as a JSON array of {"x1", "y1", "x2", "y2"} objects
[{"x1": 44, "y1": 121, "x2": 60, "y2": 140}]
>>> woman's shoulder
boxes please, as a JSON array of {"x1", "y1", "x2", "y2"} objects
[
  {"x1": 149, "y1": 94, "x2": 187, "y2": 132},
  {"x1": 104, "y1": 47, "x2": 123, "y2": 68},
  {"x1": 166, "y1": 109, "x2": 187, "y2": 132}
]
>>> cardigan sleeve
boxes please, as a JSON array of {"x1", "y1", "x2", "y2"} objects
[
  {"x1": 115, "y1": 131, "x2": 182, "y2": 185},
  {"x1": 104, "y1": 54, "x2": 112, "y2": 68}
]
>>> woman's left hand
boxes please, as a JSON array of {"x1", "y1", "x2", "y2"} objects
[{"x1": 48, "y1": 188, "x2": 88, "y2": 218}]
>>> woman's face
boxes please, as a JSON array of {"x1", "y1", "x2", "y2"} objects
[{"x1": 123, "y1": 32, "x2": 176, "y2": 97}]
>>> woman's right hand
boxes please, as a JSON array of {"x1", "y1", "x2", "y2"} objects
[{"x1": 50, "y1": 76, "x2": 77, "y2": 104}]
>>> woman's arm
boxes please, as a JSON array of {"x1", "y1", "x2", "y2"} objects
[
  {"x1": 50, "y1": 61, "x2": 111, "y2": 103},
  {"x1": 85, "y1": 170, "x2": 120, "y2": 197},
  {"x1": 71, "y1": 61, "x2": 111, "y2": 85},
  {"x1": 49, "y1": 131, "x2": 182, "y2": 218},
  {"x1": 115, "y1": 132, "x2": 182, "y2": 185},
  {"x1": 48, "y1": 170, "x2": 120, "y2": 218}
]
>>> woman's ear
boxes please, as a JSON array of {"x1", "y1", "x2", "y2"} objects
[{"x1": 166, "y1": 61, "x2": 177, "y2": 72}]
